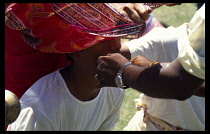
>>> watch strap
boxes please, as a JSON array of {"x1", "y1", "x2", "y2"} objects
[{"x1": 116, "y1": 62, "x2": 133, "y2": 89}]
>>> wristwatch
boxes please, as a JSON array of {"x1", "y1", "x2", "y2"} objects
[{"x1": 115, "y1": 62, "x2": 133, "y2": 89}]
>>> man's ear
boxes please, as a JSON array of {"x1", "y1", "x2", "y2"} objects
[{"x1": 67, "y1": 51, "x2": 82, "y2": 61}]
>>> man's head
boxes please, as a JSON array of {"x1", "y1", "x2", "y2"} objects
[
  {"x1": 5, "y1": 3, "x2": 143, "y2": 76},
  {"x1": 5, "y1": 3, "x2": 146, "y2": 92},
  {"x1": 66, "y1": 38, "x2": 121, "y2": 74}
]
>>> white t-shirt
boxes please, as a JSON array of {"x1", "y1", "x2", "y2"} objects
[
  {"x1": 7, "y1": 69, "x2": 125, "y2": 131},
  {"x1": 124, "y1": 24, "x2": 205, "y2": 130}
]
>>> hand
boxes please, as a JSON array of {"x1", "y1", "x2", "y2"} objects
[
  {"x1": 130, "y1": 55, "x2": 153, "y2": 67},
  {"x1": 96, "y1": 53, "x2": 129, "y2": 88},
  {"x1": 110, "y1": 3, "x2": 151, "y2": 24}
]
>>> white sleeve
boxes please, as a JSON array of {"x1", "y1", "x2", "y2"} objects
[
  {"x1": 178, "y1": 4, "x2": 205, "y2": 79},
  {"x1": 7, "y1": 107, "x2": 55, "y2": 131},
  {"x1": 123, "y1": 26, "x2": 187, "y2": 62}
]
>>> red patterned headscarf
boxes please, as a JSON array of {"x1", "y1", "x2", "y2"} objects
[
  {"x1": 5, "y1": 3, "x2": 146, "y2": 98},
  {"x1": 5, "y1": 3, "x2": 146, "y2": 53}
]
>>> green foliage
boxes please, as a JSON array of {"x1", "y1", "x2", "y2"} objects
[
  {"x1": 112, "y1": 3, "x2": 197, "y2": 131},
  {"x1": 153, "y1": 3, "x2": 197, "y2": 27}
]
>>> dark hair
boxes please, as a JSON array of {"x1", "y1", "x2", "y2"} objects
[{"x1": 65, "y1": 54, "x2": 74, "y2": 61}]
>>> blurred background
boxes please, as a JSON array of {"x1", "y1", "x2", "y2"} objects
[{"x1": 113, "y1": 3, "x2": 201, "y2": 131}]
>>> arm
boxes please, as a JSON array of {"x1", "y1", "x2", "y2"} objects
[
  {"x1": 96, "y1": 3, "x2": 204, "y2": 100},
  {"x1": 120, "y1": 44, "x2": 131, "y2": 60},
  {"x1": 97, "y1": 26, "x2": 190, "y2": 100},
  {"x1": 97, "y1": 54, "x2": 204, "y2": 100},
  {"x1": 123, "y1": 56, "x2": 204, "y2": 100}
]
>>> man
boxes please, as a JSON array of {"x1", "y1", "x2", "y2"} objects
[
  {"x1": 6, "y1": 3, "x2": 150, "y2": 130},
  {"x1": 96, "y1": 4, "x2": 205, "y2": 131},
  {"x1": 5, "y1": 3, "x2": 151, "y2": 99},
  {"x1": 96, "y1": 4, "x2": 205, "y2": 100},
  {"x1": 7, "y1": 38, "x2": 125, "y2": 131},
  {"x1": 121, "y1": 26, "x2": 204, "y2": 131}
]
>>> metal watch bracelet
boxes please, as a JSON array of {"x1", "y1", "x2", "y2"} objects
[{"x1": 115, "y1": 62, "x2": 133, "y2": 89}]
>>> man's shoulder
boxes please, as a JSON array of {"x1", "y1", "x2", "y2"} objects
[{"x1": 21, "y1": 70, "x2": 64, "y2": 103}]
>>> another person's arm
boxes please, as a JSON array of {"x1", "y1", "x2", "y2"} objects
[
  {"x1": 97, "y1": 24, "x2": 205, "y2": 100},
  {"x1": 124, "y1": 56, "x2": 204, "y2": 100},
  {"x1": 97, "y1": 4, "x2": 205, "y2": 100},
  {"x1": 97, "y1": 53, "x2": 204, "y2": 100}
]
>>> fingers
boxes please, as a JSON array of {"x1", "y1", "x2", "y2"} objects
[
  {"x1": 133, "y1": 4, "x2": 151, "y2": 21},
  {"x1": 130, "y1": 55, "x2": 153, "y2": 67},
  {"x1": 122, "y1": 3, "x2": 151, "y2": 24},
  {"x1": 111, "y1": 3, "x2": 181, "y2": 25},
  {"x1": 130, "y1": 56, "x2": 137, "y2": 63},
  {"x1": 96, "y1": 56, "x2": 117, "y2": 88},
  {"x1": 96, "y1": 53, "x2": 129, "y2": 88}
]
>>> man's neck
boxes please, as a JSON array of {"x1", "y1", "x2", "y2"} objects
[{"x1": 60, "y1": 66, "x2": 100, "y2": 101}]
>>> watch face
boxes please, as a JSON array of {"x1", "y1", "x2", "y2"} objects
[{"x1": 115, "y1": 75, "x2": 124, "y2": 88}]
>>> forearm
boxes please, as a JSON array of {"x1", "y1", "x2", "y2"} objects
[{"x1": 123, "y1": 59, "x2": 204, "y2": 100}]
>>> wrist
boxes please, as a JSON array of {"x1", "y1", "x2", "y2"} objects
[
  {"x1": 122, "y1": 64, "x2": 139, "y2": 88},
  {"x1": 123, "y1": 60, "x2": 160, "y2": 89},
  {"x1": 115, "y1": 62, "x2": 133, "y2": 89}
]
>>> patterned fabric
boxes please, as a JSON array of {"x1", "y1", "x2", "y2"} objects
[
  {"x1": 5, "y1": 3, "x2": 147, "y2": 53},
  {"x1": 5, "y1": 3, "x2": 169, "y2": 53},
  {"x1": 52, "y1": 3, "x2": 146, "y2": 38},
  {"x1": 5, "y1": 3, "x2": 112, "y2": 53}
]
